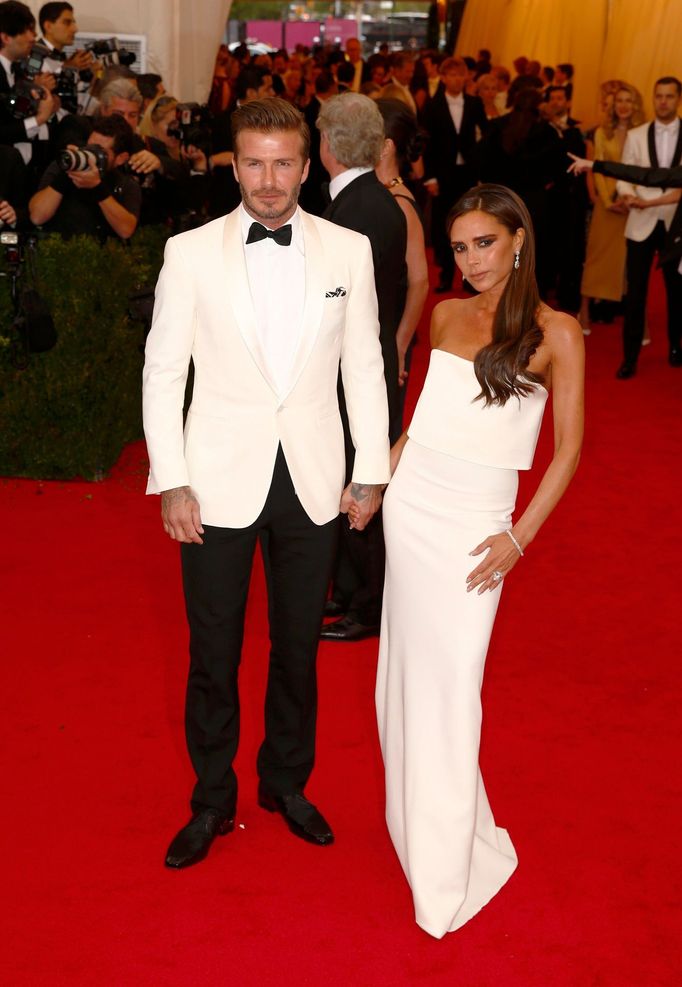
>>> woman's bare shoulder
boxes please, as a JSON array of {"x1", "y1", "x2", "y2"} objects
[
  {"x1": 430, "y1": 296, "x2": 472, "y2": 344},
  {"x1": 537, "y1": 303, "x2": 583, "y2": 351}
]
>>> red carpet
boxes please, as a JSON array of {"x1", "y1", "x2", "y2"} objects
[{"x1": 2, "y1": 276, "x2": 680, "y2": 986}]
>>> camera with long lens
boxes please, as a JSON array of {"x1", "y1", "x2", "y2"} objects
[
  {"x1": 57, "y1": 145, "x2": 109, "y2": 179},
  {"x1": 166, "y1": 103, "x2": 213, "y2": 151},
  {"x1": 85, "y1": 38, "x2": 136, "y2": 68}
]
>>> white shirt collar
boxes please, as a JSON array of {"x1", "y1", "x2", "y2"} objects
[
  {"x1": 239, "y1": 203, "x2": 304, "y2": 252},
  {"x1": 445, "y1": 90, "x2": 464, "y2": 105},
  {"x1": 655, "y1": 118, "x2": 679, "y2": 132},
  {"x1": 0, "y1": 53, "x2": 14, "y2": 82},
  {"x1": 329, "y1": 166, "x2": 373, "y2": 200}
]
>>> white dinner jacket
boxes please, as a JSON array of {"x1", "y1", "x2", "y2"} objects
[
  {"x1": 617, "y1": 121, "x2": 681, "y2": 241},
  {"x1": 142, "y1": 207, "x2": 391, "y2": 528}
]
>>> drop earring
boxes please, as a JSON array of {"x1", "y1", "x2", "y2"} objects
[{"x1": 514, "y1": 251, "x2": 520, "y2": 270}]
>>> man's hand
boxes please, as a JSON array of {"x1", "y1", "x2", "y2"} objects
[
  {"x1": 181, "y1": 144, "x2": 208, "y2": 172},
  {"x1": 34, "y1": 72, "x2": 56, "y2": 92},
  {"x1": 129, "y1": 150, "x2": 162, "y2": 174},
  {"x1": 340, "y1": 482, "x2": 383, "y2": 531},
  {"x1": 69, "y1": 161, "x2": 102, "y2": 189},
  {"x1": 34, "y1": 88, "x2": 56, "y2": 125},
  {"x1": 0, "y1": 199, "x2": 17, "y2": 225},
  {"x1": 161, "y1": 486, "x2": 204, "y2": 544},
  {"x1": 64, "y1": 49, "x2": 94, "y2": 72},
  {"x1": 566, "y1": 152, "x2": 593, "y2": 175},
  {"x1": 620, "y1": 194, "x2": 640, "y2": 210}
]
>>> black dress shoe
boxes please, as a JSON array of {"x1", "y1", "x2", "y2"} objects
[
  {"x1": 323, "y1": 598, "x2": 345, "y2": 618},
  {"x1": 616, "y1": 362, "x2": 636, "y2": 379},
  {"x1": 669, "y1": 348, "x2": 682, "y2": 367},
  {"x1": 258, "y1": 787, "x2": 334, "y2": 846},
  {"x1": 319, "y1": 615, "x2": 379, "y2": 641},
  {"x1": 165, "y1": 809, "x2": 234, "y2": 869}
]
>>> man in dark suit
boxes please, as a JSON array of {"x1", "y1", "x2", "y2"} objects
[
  {"x1": 422, "y1": 56, "x2": 488, "y2": 293},
  {"x1": 299, "y1": 70, "x2": 337, "y2": 217},
  {"x1": 317, "y1": 92, "x2": 407, "y2": 642},
  {"x1": 569, "y1": 151, "x2": 682, "y2": 367},
  {"x1": 0, "y1": 1, "x2": 57, "y2": 167},
  {"x1": 545, "y1": 85, "x2": 588, "y2": 313}
]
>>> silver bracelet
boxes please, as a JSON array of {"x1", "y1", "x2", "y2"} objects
[{"x1": 505, "y1": 529, "x2": 524, "y2": 557}]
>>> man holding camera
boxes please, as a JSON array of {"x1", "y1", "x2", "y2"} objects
[
  {"x1": 38, "y1": 3, "x2": 93, "y2": 75},
  {"x1": 0, "y1": 1, "x2": 57, "y2": 161},
  {"x1": 28, "y1": 113, "x2": 140, "y2": 238}
]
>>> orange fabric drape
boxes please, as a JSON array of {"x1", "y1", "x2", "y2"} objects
[{"x1": 456, "y1": 0, "x2": 682, "y2": 127}]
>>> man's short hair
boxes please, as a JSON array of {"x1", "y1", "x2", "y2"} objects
[
  {"x1": 316, "y1": 92, "x2": 384, "y2": 169},
  {"x1": 231, "y1": 96, "x2": 310, "y2": 160},
  {"x1": 234, "y1": 66, "x2": 268, "y2": 102},
  {"x1": 91, "y1": 113, "x2": 136, "y2": 156},
  {"x1": 315, "y1": 70, "x2": 335, "y2": 96},
  {"x1": 546, "y1": 85, "x2": 569, "y2": 100},
  {"x1": 38, "y1": 1, "x2": 72, "y2": 33},
  {"x1": 557, "y1": 63, "x2": 574, "y2": 79},
  {"x1": 655, "y1": 76, "x2": 682, "y2": 96},
  {"x1": 0, "y1": 1, "x2": 35, "y2": 38},
  {"x1": 136, "y1": 73, "x2": 163, "y2": 101},
  {"x1": 440, "y1": 57, "x2": 467, "y2": 75},
  {"x1": 389, "y1": 52, "x2": 412, "y2": 71},
  {"x1": 100, "y1": 78, "x2": 143, "y2": 109},
  {"x1": 336, "y1": 61, "x2": 355, "y2": 85}
]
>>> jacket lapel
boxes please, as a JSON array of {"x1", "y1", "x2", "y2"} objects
[
  {"x1": 279, "y1": 210, "x2": 325, "y2": 402},
  {"x1": 647, "y1": 122, "x2": 659, "y2": 168},
  {"x1": 671, "y1": 118, "x2": 682, "y2": 168},
  {"x1": 222, "y1": 209, "x2": 279, "y2": 394}
]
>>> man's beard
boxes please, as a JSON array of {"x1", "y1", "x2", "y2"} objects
[{"x1": 240, "y1": 183, "x2": 301, "y2": 223}]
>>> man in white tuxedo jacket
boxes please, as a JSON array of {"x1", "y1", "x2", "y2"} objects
[
  {"x1": 143, "y1": 98, "x2": 390, "y2": 868},
  {"x1": 615, "y1": 77, "x2": 682, "y2": 377}
]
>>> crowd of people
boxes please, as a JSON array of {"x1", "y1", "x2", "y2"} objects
[{"x1": 2, "y1": 0, "x2": 677, "y2": 377}]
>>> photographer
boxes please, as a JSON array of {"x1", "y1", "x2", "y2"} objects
[
  {"x1": 136, "y1": 94, "x2": 207, "y2": 227},
  {"x1": 28, "y1": 113, "x2": 140, "y2": 239},
  {"x1": 38, "y1": 3, "x2": 94, "y2": 75},
  {"x1": 0, "y1": 1, "x2": 57, "y2": 160}
]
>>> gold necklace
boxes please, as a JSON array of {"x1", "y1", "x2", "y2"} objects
[{"x1": 384, "y1": 176, "x2": 404, "y2": 188}]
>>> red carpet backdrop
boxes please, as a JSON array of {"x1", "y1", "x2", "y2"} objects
[{"x1": 2, "y1": 280, "x2": 680, "y2": 986}]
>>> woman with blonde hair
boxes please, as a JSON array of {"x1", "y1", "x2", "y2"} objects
[{"x1": 579, "y1": 83, "x2": 644, "y2": 334}]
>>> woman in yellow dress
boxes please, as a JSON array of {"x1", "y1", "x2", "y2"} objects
[{"x1": 579, "y1": 84, "x2": 644, "y2": 334}]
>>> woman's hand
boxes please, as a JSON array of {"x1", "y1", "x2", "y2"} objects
[
  {"x1": 397, "y1": 345, "x2": 408, "y2": 387},
  {"x1": 466, "y1": 532, "x2": 522, "y2": 594}
]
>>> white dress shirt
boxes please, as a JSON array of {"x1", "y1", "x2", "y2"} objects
[
  {"x1": 329, "y1": 166, "x2": 373, "y2": 200},
  {"x1": 655, "y1": 118, "x2": 680, "y2": 168},
  {"x1": 445, "y1": 90, "x2": 465, "y2": 165},
  {"x1": 240, "y1": 204, "x2": 305, "y2": 398}
]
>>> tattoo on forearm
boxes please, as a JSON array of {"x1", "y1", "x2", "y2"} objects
[{"x1": 163, "y1": 485, "x2": 192, "y2": 504}]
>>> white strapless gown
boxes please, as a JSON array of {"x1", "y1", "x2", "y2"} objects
[{"x1": 376, "y1": 349, "x2": 548, "y2": 938}]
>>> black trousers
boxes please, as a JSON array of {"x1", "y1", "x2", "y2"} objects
[
  {"x1": 623, "y1": 221, "x2": 682, "y2": 365},
  {"x1": 180, "y1": 446, "x2": 338, "y2": 816}
]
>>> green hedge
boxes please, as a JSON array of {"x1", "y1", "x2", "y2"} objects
[{"x1": 0, "y1": 227, "x2": 169, "y2": 480}]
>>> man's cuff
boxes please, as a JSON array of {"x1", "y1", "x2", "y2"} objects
[{"x1": 93, "y1": 175, "x2": 115, "y2": 201}]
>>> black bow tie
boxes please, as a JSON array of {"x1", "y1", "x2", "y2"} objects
[{"x1": 246, "y1": 222, "x2": 292, "y2": 246}]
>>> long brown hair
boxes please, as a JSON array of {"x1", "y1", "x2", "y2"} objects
[{"x1": 447, "y1": 184, "x2": 544, "y2": 406}]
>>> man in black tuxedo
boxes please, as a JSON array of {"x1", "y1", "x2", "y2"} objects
[
  {"x1": 317, "y1": 92, "x2": 407, "y2": 641},
  {"x1": 0, "y1": 1, "x2": 57, "y2": 170},
  {"x1": 545, "y1": 85, "x2": 588, "y2": 313},
  {"x1": 422, "y1": 56, "x2": 488, "y2": 293}
]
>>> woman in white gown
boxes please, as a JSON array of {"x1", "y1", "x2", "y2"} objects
[{"x1": 373, "y1": 184, "x2": 584, "y2": 938}]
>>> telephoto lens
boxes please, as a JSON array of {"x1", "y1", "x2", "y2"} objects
[{"x1": 57, "y1": 148, "x2": 92, "y2": 172}]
